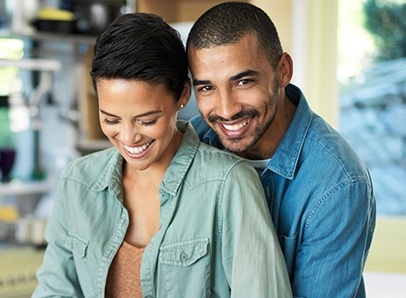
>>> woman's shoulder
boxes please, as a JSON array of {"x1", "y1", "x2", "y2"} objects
[
  {"x1": 194, "y1": 142, "x2": 252, "y2": 175},
  {"x1": 61, "y1": 147, "x2": 119, "y2": 178}
]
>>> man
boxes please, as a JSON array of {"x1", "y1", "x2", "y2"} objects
[
  {"x1": 33, "y1": 12, "x2": 291, "y2": 297},
  {"x1": 186, "y1": 2, "x2": 376, "y2": 297}
]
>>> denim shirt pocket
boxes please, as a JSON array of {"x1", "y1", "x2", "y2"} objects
[
  {"x1": 158, "y1": 238, "x2": 210, "y2": 297},
  {"x1": 65, "y1": 232, "x2": 89, "y2": 258},
  {"x1": 159, "y1": 238, "x2": 209, "y2": 266}
]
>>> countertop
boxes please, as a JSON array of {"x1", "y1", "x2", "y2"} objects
[{"x1": 0, "y1": 245, "x2": 45, "y2": 298}]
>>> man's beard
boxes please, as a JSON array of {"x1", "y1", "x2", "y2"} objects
[{"x1": 210, "y1": 94, "x2": 279, "y2": 153}]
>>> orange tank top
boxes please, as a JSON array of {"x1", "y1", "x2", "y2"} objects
[{"x1": 105, "y1": 241, "x2": 145, "y2": 298}]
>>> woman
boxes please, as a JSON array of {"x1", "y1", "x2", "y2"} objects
[{"x1": 33, "y1": 13, "x2": 291, "y2": 298}]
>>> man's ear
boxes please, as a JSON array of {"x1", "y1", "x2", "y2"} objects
[{"x1": 277, "y1": 52, "x2": 293, "y2": 88}]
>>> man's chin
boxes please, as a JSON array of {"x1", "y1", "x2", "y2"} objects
[{"x1": 220, "y1": 138, "x2": 250, "y2": 154}]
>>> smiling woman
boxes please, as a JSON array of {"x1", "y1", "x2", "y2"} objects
[
  {"x1": 97, "y1": 79, "x2": 184, "y2": 173},
  {"x1": 32, "y1": 12, "x2": 292, "y2": 298}
]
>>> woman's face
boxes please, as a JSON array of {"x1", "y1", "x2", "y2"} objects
[{"x1": 97, "y1": 79, "x2": 189, "y2": 172}]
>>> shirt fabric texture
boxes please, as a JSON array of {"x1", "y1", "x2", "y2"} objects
[
  {"x1": 190, "y1": 84, "x2": 376, "y2": 298},
  {"x1": 33, "y1": 121, "x2": 292, "y2": 298}
]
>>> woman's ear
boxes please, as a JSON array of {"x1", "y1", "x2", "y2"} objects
[
  {"x1": 179, "y1": 78, "x2": 191, "y2": 109},
  {"x1": 277, "y1": 52, "x2": 293, "y2": 88}
]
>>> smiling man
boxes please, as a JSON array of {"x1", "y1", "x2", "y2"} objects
[
  {"x1": 187, "y1": 2, "x2": 376, "y2": 297},
  {"x1": 33, "y1": 11, "x2": 292, "y2": 298}
]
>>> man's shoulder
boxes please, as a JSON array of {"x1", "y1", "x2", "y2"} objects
[
  {"x1": 190, "y1": 115, "x2": 224, "y2": 149},
  {"x1": 190, "y1": 115, "x2": 210, "y2": 137},
  {"x1": 304, "y1": 116, "x2": 371, "y2": 182}
]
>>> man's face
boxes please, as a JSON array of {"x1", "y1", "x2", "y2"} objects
[{"x1": 188, "y1": 34, "x2": 280, "y2": 155}]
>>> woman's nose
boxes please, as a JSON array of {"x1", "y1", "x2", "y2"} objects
[{"x1": 121, "y1": 123, "x2": 142, "y2": 144}]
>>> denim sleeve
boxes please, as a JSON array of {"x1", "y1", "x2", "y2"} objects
[
  {"x1": 220, "y1": 161, "x2": 293, "y2": 297},
  {"x1": 32, "y1": 178, "x2": 84, "y2": 298},
  {"x1": 292, "y1": 181, "x2": 375, "y2": 298},
  {"x1": 189, "y1": 114, "x2": 207, "y2": 133}
]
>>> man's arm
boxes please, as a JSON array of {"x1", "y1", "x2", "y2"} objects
[{"x1": 292, "y1": 181, "x2": 375, "y2": 298}]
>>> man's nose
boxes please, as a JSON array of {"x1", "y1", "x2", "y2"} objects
[{"x1": 215, "y1": 89, "x2": 241, "y2": 120}]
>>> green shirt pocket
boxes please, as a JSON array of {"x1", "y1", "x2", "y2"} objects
[
  {"x1": 65, "y1": 232, "x2": 89, "y2": 258},
  {"x1": 159, "y1": 238, "x2": 209, "y2": 266}
]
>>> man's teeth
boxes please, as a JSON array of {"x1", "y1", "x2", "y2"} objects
[
  {"x1": 223, "y1": 119, "x2": 250, "y2": 131},
  {"x1": 124, "y1": 141, "x2": 152, "y2": 155}
]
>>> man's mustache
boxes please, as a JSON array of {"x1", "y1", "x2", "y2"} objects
[{"x1": 208, "y1": 110, "x2": 260, "y2": 123}]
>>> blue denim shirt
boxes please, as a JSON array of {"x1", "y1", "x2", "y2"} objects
[
  {"x1": 33, "y1": 121, "x2": 292, "y2": 298},
  {"x1": 191, "y1": 84, "x2": 376, "y2": 298}
]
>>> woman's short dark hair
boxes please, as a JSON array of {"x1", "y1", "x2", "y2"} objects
[
  {"x1": 91, "y1": 13, "x2": 188, "y2": 101},
  {"x1": 186, "y1": 2, "x2": 283, "y2": 69}
]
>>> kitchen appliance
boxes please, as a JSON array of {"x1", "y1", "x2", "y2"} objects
[
  {"x1": 7, "y1": 0, "x2": 39, "y2": 34},
  {"x1": 69, "y1": 0, "x2": 126, "y2": 35}
]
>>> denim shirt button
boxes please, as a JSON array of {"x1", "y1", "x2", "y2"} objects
[{"x1": 180, "y1": 252, "x2": 188, "y2": 261}]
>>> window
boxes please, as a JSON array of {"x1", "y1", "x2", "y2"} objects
[{"x1": 338, "y1": 0, "x2": 406, "y2": 216}]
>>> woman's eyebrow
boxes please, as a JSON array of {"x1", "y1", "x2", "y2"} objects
[
  {"x1": 99, "y1": 109, "x2": 118, "y2": 117},
  {"x1": 99, "y1": 109, "x2": 162, "y2": 118}
]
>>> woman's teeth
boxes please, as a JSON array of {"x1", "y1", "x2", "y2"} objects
[
  {"x1": 124, "y1": 141, "x2": 152, "y2": 155},
  {"x1": 223, "y1": 119, "x2": 250, "y2": 131}
]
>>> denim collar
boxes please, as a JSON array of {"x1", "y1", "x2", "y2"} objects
[{"x1": 268, "y1": 84, "x2": 312, "y2": 179}]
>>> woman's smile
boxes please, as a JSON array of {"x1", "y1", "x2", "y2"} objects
[{"x1": 122, "y1": 140, "x2": 155, "y2": 157}]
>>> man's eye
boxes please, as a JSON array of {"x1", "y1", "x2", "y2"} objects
[
  {"x1": 238, "y1": 79, "x2": 252, "y2": 86},
  {"x1": 137, "y1": 119, "x2": 158, "y2": 126},
  {"x1": 197, "y1": 85, "x2": 213, "y2": 92},
  {"x1": 103, "y1": 118, "x2": 119, "y2": 125}
]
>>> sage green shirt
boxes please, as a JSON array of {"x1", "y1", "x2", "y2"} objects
[{"x1": 33, "y1": 121, "x2": 291, "y2": 298}]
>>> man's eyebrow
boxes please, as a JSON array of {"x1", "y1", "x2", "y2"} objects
[
  {"x1": 230, "y1": 70, "x2": 259, "y2": 81},
  {"x1": 193, "y1": 79, "x2": 211, "y2": 86},
  {"x1": 192, "y1": 70, "x2": 259, "y2": 87}
]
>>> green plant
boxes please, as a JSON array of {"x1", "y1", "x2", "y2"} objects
[{"x1": 364, "y1": 0, "x2": 406, "y2": 61}]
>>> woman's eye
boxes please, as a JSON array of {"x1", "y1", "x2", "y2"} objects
[
  {"x1": 137, "y1": 119, "x2": 158, "y2": 126},
  {"x1": 103, "y1": 118, "x2": 119, "y2": 125}
]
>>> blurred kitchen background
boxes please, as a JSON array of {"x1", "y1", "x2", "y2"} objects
[{"x1": 0, "y1": 0, "x2": 405, "y2": 297}]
